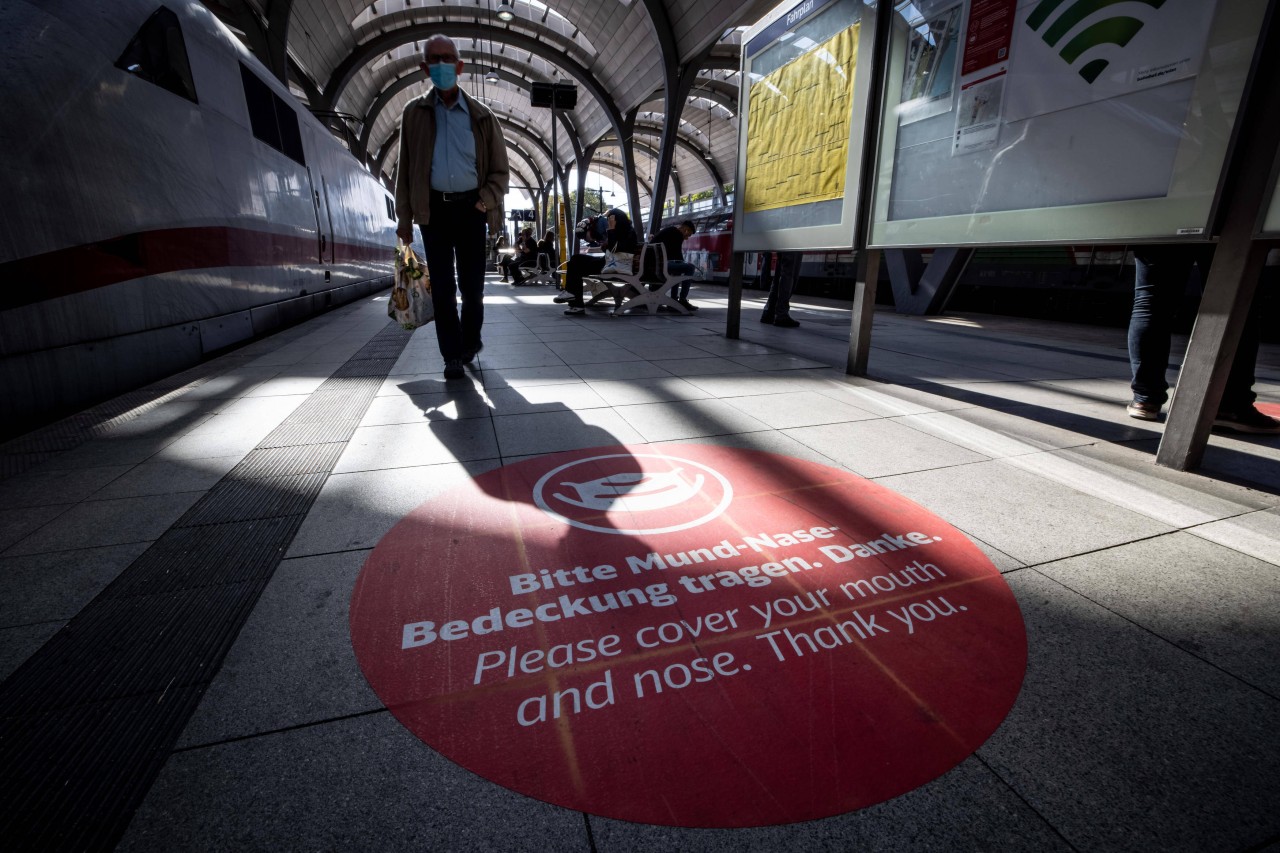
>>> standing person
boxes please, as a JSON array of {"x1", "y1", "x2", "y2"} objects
[
  {"x1": 395, "y1": 35, "x2": 509, "y2": 380},
  {"x1": 652, "y1": 220, "x2": 699, "y2": 311},
  {"x1": 760, "y1": 251, "x2": 801, "y2": 327},
  {"x1": 1126, "y1": 245, "x2": 1278, "y2": 432},
  {"x1": 554, "y1": 208, "x2": 639, "y2": 314}
]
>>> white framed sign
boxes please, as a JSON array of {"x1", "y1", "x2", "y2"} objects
[
  {"x1": 868, "y1": 0, "x2": 1268, "y2": 248},
  {"x1": 732, "y1": 0, "x2": 878, "y2": 252}
]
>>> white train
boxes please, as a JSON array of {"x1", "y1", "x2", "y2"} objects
[{"x1": 0, "y1": 0, "x2": 399, "y2": 435}]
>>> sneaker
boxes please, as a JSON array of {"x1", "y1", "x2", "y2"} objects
[
  {"x1": 1126, "y1": 400, "x2": 1161, "y2": 421},
  {"x1": 1213, "y1": 407, "x2": 1280, "y2": 434},
  {"x1": 443, "y1": 359, "x2": 465, "y2": 380},
  {"x1": 774, "y1": 316, "x2": 800, "y2": 328},
  {"x1": 563, "y1": 305, "x2": 585, "y2": 315},
  {"x1": 461, "y1": 341, "x2": 484, "y2": 364},
  {"x1": 554, "y1": 291, "x2": 574, "y2": 303}
]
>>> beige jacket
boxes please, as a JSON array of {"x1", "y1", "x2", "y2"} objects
[{"x1": 395, "y1": 87, "x2": 509, "y2": 235}]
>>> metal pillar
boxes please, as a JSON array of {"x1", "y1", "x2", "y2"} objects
[{"x1": 1157, "y1": 1, "x2": 1280, "y2": 470}]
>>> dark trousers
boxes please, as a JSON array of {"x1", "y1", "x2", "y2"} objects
[
  {"x1": 502, "y1": 255, "x2": 534, "y2": 281},
  {"x1": 668, "y1": 260, "x2": 696, "y2": 300},
  {"x1": 423, "y1": 200, "x2": 487, "y2": 361},
  {"x1": 763, "y1": 252, "x2": 800, "y2": 318},
  {"x1": 1129, "y1": 245, "x2": 1258, "y2": 411},
  {"x1": 564, "y1": 253, "x2": 606, "y2": 306}
]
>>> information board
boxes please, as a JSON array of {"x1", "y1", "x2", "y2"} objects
[
  {"x1": 733, "y1": 0, "x2": 878, "y2": 252},
  {"x1": 868, "y1": 0, "x2": 1268, "y2": 248}
]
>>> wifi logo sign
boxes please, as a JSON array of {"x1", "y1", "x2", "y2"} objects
[{"x1": 1025, "y1": 0, "x2": 1167, "y2": 84}]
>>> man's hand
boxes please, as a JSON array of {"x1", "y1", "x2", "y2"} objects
[
  {"x1": 474, "y1": 200, "x2": 488, "y2": 214},
  {"x1": 396, "y1": 224, "x2": 413, "y2": 244}
]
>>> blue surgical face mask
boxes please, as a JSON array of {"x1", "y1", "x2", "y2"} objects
[{"x1": 428, "y1": 62, "x2": 457, "y2": 90}]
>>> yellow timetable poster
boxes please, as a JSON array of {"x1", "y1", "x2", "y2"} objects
[{"x1": 743, "y1": 22, "x2": 859, "y2": 214}]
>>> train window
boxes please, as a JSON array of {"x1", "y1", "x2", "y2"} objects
[
  {"x1": 385, "y1": 196, "x2": 396, "y2": 221},
  {"x1": 239, "y1": 64, "x2": 306, "y2": 166},
  {"x1": 115, "y1": 7, "x2": 197, "y2": 103}
]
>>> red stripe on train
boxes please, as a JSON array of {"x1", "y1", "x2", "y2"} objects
[{"x1": 0, "y1": 226, "x2": 391, "y2": 312}]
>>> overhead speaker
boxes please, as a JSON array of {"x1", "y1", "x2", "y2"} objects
[
  {"x1": 530, "y1": 82, "x2": 553, "y2": 108},
  {"x1": 530, "y1": 82, "x2": 577, "y2": 109}
]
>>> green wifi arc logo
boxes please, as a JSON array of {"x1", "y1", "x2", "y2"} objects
[{"x1": 1025, "y1": 0, "x2": 1167, "y2": 83}]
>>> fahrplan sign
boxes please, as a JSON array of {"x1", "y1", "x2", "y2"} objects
[{"x1": 350, "y1": 445, "x2": 1026, "y2": 826}]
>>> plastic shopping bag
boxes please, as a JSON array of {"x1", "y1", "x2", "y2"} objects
[{"x1": 389, "y1": 244, "x2": 434, "y2": 330}]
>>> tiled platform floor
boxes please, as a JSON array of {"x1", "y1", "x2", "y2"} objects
[{"x1": 2, "y1": 275, "x2": 1278, "y2": 851}]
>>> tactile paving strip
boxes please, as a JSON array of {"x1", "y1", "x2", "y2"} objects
[{"x1": 0, "y1": 321, "x2": 413, "y2": 851}]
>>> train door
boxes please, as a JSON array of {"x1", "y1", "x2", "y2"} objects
[
  {"x1": 306, "y1": 166, "x2": 331, "y2": 266},
  {"x1": 321, "y1": 176, "x2": 336, "y2": 265}
]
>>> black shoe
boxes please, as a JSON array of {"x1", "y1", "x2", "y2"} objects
[
  {"x1": 774, "y1": 316, "x2": 800, "y2": 328},
  {"x1": 563, "y1": 305, "x2": 585, "y2": 315},
  {"x1": 500, "y1": 277, "x2": 509, "y2": 283},
  {"x1": 443, "y1": 360, "x2": 465, "y2": 380},
  {"x1": 1213, "y1": 407, "x2": 1280, "y2": 434},
  {"x1": 760, "y1": 313, "x2": 775, "y2": 324},
  {"x1": 678, "y1": 299, "x2": 699, "y2": 311},
  {"x1": 461, "y1": 341, "x2": 484, "y2": 364}
]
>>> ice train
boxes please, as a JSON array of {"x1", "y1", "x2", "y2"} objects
[{"x1": 0, "y1": 0, "x2": 399, "y2": 437}]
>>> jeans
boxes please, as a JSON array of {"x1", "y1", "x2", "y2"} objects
[
  {"x1": 423, "y1": 201, "x2": 487, "y2": 361},
  {"x1": 762, "y1": 252, "x2": 800, "y2": 317},
  {"x1": 668, "y1": 260, "x2": 696, "y2": 300},
  {"x1": 1129, "y1": 245, "x2": 1258, "y2": 411}
]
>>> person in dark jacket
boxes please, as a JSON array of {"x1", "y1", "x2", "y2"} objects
[
  {"x1": 555, "y1": 208, "x2": 639, "y2": 314},
  {"x1": 651, "y1": 220, "x2": 698, "y2": 311},
  {"x1": 395, "y1": 35, "x2": 509, "y2": 378}
]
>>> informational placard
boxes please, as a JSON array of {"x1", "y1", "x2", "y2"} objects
[
  {"x1": 351, "y1": 445, "x2": 1027, "y2": 826},
  {"x1": 869, "y1": 0, "x2": 1268, "y2": 247},
  {"x1": 733, "y1": 0, "x2": 878, "y2": 252}
]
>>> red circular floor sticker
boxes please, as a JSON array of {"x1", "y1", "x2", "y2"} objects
[{"x1": 351, "y1": 445, "x2": 1026, "y2": 827}]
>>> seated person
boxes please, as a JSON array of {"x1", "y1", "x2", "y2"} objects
[
  {"x1": 536, "y1": 229, "x2": 558, "y2": 279},
  {"x1": 554, "y1": 208, "x2": 639, "y2": 314},
  {"x1": 501, "y1": 228, "x2": 537, "y2": 283},
  {"x1": 650, "y1": 219, "x2": 699, "y2": 311}
]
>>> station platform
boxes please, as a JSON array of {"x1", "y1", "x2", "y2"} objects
[{"x1": 1, "y1": 275, "x2": 1278, "y2": 851}]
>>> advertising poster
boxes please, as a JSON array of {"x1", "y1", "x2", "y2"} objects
[
  {"x1": 1003, "y1": 0, "x2": 1216, "y2": 123},
  {"x1": 951, "y1": 0, "x2": 1016, "y2": 155}
]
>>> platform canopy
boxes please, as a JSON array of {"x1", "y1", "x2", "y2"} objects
[{"x1": 206, "y1": 0, "x2": 777, "y2": 231}]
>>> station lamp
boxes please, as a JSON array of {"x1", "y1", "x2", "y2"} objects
[{"x1": 496, "y1": 2, "x2": 515, "y2": 21}]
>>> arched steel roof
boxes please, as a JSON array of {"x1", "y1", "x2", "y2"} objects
[{"x1": 204, "y1": 0, "x2": 775, "y2": 230}]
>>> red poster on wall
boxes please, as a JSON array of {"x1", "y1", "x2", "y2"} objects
[{"x1": 961, "y1": 0, "x2": 1017, "y2": 76}]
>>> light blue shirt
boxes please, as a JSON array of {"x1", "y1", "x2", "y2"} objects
[{"x1": 431, "y1": 95, "x2": 479, "y2": 192}]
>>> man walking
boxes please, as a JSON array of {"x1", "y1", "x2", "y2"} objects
[{"x1": 396, "y1": 35, "x2": 509, "y2": 379}]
